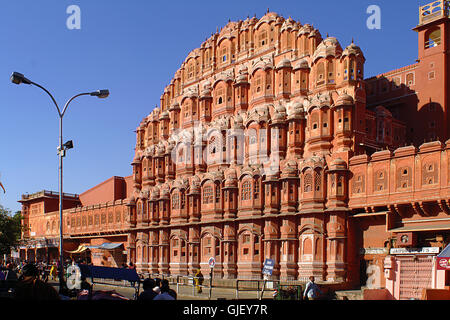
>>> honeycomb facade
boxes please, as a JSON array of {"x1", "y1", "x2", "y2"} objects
[
  {"x1": 127, "y1": 11, "x2": 399, "y2": 282},
  {"x1": 19, "y1": 3, "x2": 450, "y2": 297}
]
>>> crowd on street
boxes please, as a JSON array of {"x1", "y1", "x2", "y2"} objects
[
  {"x1": 1, "y1": 258, "x2": 323, "y2": 301},
  {"x1": 0, "y1": 259, "x2": 180, "y2": 301}
]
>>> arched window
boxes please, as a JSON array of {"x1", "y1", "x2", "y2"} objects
[
  {"x1": 220, "y1": 47, "x2": 227, "y2": 63},
  {"x1": 328, "y1": 60, "x2": 335, "y2": 83},
  {"x1": 203, "y1": 235, "x2": 213, "y2": 256},
  {"x1": 216, "y1": 87, "x2": 224, "y2": 105},
  {"x1": 337, "y1": 176, "x2": 344, "y2": 195},
  {"x1": 187, "y1": 62, "x2": 195, "y2": 80},
  {"x1": 254, "y1": 74, "x2": 263, "y2": 94},
  {"x1": 254, "y1": 180, "x2": 260, "y2": 200},
  {"x1": 215, "y1": 184, "x2": 221, "y2": 203},
  {"x1": 209, "y1": 137, "x2": 217, "y2": 154},
  {"x1": 406, "y1": 73, "x2": 415, "y2": 86},
  {"x1": 242, "y1": 180, "x2": 252, "y2": 200},
  {"x1": 203, "y1": 186, "x2": 213, "y2": 204},
  {"x1": 316, "y1": 61, "x2": 325, "y2": 85},
  {"x1": 314, "y1": 170, "x2": 322, "y2": 191},
  {"x1": 304, "y1": 173, "x2": 313, "y2": 192},
  {"x1": 303, "y1": 238, "x2": 312, "y2": 255},
  {"x1": 178, "y1": 148, "x2": 184, "y2": 163},
  {"x1": 258, "y1": 30, "x2": 268, "y2": 47},
  {"x1": 172, "y1": 193, "x2": 180, "y2": 209},
  {"x1": 426, "y1": 28, "x2": 441, "y2": 49}
]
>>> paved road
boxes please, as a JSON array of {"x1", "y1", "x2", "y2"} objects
[{"x1": 48, "y1": 279, "x2": 276, "y2": 300}]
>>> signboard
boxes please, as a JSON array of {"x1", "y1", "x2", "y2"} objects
[
  {"x1": 437, "y1": 257, "x2": 450, "y2": 270},
  {"x1": 359, "y1": 248, "x2": 389, "y2": 255},
  {"x1": 262, "y1": 259, "x2": 275, "y2": 276},
  {"x1": 208, "y1": 257, "x2": 216, "y2": 268},
  {"x1": 390, "y1": 247, "x2": 440, "y2": 255}
]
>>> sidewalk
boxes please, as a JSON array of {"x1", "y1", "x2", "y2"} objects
[{"x1": 47, "y1": 279, "x2": 276, "y2": 300}]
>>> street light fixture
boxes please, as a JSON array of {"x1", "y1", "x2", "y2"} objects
[{"x1": 10, "y1": 71, "x2": 109, "y2": 293}]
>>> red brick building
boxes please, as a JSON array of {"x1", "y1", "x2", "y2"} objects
[{"x1": 19, "y1": 1, "x2": 450, "y2": 299}]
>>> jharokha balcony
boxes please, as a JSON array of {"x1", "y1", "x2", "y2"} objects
[{"x1": 419, "y1": 0, "x2": 450, "y2": 26}]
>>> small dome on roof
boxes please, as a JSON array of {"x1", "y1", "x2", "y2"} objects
[
  {"x1": 342, "y1": 42, "x2": 365, "y2": 59},
  {"x1": 329, "y1": 158, "x2": 347, "y2": 170},
  {"x1": 313, "y1": 37, "x2": 343, "y2": 62},
  {"x1": 276, "y1": 58, "x2": 292, "y2": 70},
  {"x1": 335, "y1": 93, "x2": 354, "y2": 107},
  {"x1": 293, "y1": 59, "x2": 309, "y2": 70}
]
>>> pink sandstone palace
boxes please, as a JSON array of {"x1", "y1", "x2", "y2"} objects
[{"x1": 17, "y1": 1, "x2": 450, "y2": 300}]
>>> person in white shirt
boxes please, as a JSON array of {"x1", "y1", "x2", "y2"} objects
[{"x1": 303, "y1": 276, "x2": 322, "y2": 300}]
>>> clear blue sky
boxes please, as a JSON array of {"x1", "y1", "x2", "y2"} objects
[{"x1": 0, "y1": 0, "x2": 427, "y2": 212}]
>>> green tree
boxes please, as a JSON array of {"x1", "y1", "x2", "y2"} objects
[{"x1": 0, "y1": 206, "x2": 22, "y2": 256}]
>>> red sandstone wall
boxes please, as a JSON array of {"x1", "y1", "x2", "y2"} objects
[
  {"x1": 124, "y1": 175, "x2": 133, "y2": 199},
  {"x1": 79, "y1": 176, "x2": 127, "y2": 206}
]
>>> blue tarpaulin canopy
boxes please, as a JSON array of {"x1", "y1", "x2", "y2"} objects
[
  {"x1": 437, "y1": 244, "x2": 450, "y2": 258},
  {"x1": 85, "y1": 243, "x2": 123, "y2": 250},
  {"x1": 78, "y1": 264, "x2": 140, "y2": 282},
  {"x1": 98, "y1": 243, "x2": 123, "y2": 250}
]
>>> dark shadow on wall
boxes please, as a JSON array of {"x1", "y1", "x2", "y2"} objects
[{"x1": 365, "y1": 76, "x2": 444, "y2": 147}]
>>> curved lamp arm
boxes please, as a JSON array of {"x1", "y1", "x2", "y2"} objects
[
  {"x1": 29, "y1": 81, "x2": 62, "y2": 117},
  {"x1": 61, "y1": 92, "x2": 91, "y2": 118}
]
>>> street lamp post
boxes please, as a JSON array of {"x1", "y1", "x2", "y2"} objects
[{"x1": 10, "y1": 72, "x2": 109, "y2": 293}]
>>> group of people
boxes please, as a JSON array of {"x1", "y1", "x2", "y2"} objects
[
  {"x1": 0, "y1": 262, "x2": 61, "y2": 300},
  {"x1": 2, "y1": 259, "x2": 323, "y2": 301},
  {"x1": 137, "y1": 277, "x2": 177, "y2": 301},
  {"x1": 1, "y1": 259, "x2": 75, "y2": 281}
]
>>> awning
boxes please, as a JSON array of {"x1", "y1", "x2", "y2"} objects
[
  {"x1": 89, "y1": 243, "x2": 123, "y2": 250},
  {"x1": 438, "y1": 244, "x2": 450, "y2": 258},
  {"x1": 389, "y1": 223, "x2": 450, "y2": 233},
  {"x1": 79, "y1": 264, "x2": 140, "y2": 282},
  {"x1": 65, "y1": 245, "x2": 90, "y2": 254},
  {"x1": 351, "y1": 211, "x2": 388, "y2": 218}
]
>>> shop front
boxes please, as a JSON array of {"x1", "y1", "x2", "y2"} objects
[
  {"x1": 381, "y1": 225, "x2": 450, "y2": 299},
  {"x1": 88, "y1": 242, "x2": 126, "y2": 267},
  {"x1": 18, "y1": 238, "x2": 59, "y2": 263},
  {"x1": 384, "y1": 247, "x2": 439, "y2": 300}
]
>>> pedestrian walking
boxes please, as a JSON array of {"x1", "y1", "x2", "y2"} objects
[
  {"x1": 50, "y1": 263, "x2": 57, "y2": 281},
  {"x1": 194, "y1": 269, "x2": 203, "y2": 293},
  {"x1": 303, "y1": 276, "x2": 322, "y2": 301},
  {"x1": 128, "y1": 262, "x2": 136, "y2": 286}
]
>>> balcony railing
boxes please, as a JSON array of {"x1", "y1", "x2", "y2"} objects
[
  {"x1": 419, "y1": 0, "x2": 450, "y2": 25},
  {"x1": 21, "y1": 190, "x2": 79, "y2": 200}
]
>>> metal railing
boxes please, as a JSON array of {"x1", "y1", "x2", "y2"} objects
[
  {"x1": 71, "y1": 270, "x2": 312, "y2": 300},
  {"x1": 136, "y1": 273, "x2": 305, "y2": 300}
]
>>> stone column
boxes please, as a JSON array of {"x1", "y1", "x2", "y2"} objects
[
  {"x1": 279, "y1": 217, "x2": 297, "y2": 280},
  {"x1": 188, "y1": 226, "x2": 200, "y2": 276},
  {"x1": 158, "y1": 229, "x2": 170, "y2": 275},
  {"x1": 149, "y1": 230, "x2": 159, "y2": 275},
  {"x1": 222, "y1": 223, "x2": 237, "y2": 279}
]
